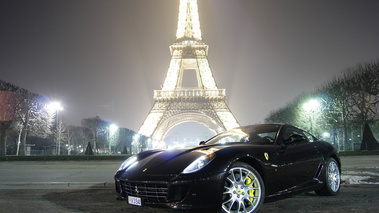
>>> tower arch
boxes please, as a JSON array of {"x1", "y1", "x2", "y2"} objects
[{"x1": 154, "y1": 112, "x2": 224, "y2": 143}]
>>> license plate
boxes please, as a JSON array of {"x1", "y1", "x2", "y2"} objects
[{"x1": 128, "y1": 196, "x2": 142, "y2": 206}]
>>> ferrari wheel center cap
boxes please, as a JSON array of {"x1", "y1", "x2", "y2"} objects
[{"x1": 236, "y1": 189, "x2": 242, "y2": 194}]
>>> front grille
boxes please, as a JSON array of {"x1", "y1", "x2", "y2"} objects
[{"x1": 120, "y1": 180, "x2": 169, "y2": 203}]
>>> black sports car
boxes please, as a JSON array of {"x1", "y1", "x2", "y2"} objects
[{"x1": 114, "y1": 124, "x2": 341, "y2": 213}]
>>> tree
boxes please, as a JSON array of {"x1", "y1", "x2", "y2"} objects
[
  {"x1": 53, "y1": 119, "x2": 67, "y2": 155},
  {"x1": 0, "y1": 80, "x2": 22, "y2": 156},
  {"x1": 66, "y1": 125, "x2": 90, "y2": 154},
  {"x1": 344, "y1": 63, "x2": 379, "y2": 134},
  {"x1": 118, "y1": 128, "x2": 137, "y2": 154},
  {"x1": 319, "y1": 78, "x2": 352, "y2": 150},
  {"x1": 1, "y1": 79, "x2": 56, "y2": 156},
  {"x1": 0, "y1": 83, "x2": 20, "y2": 156},
  {"x1": 264, "y1": 61, "x2": 379, "y2": 151},
  {"x1": 16, "y1": 91, "x2": 53, "y2": 155},
  {"x1": 81, "y1": 116, "x2": 108, "y2": 154}
]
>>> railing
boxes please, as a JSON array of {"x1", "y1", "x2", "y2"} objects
[{"x1": 154, "y1": 89, "x2": 226, "y2": 98}]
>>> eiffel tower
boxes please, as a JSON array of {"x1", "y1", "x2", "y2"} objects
[{"x1": 138, "y1": 0, "x2": 239, "y2": 146}]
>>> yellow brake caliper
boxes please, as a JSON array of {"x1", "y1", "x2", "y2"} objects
[{"x1": 245, "y1": 175, "x2": 256, "y2": 202}]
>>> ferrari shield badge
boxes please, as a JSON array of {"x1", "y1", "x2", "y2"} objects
[{"x1": 264, "y1": 152, "x2": 269, "y2": 161}]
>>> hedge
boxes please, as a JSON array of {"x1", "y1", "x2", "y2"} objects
[{"x1": 0, "y1": 154, "x2": 132, "y2": 161}]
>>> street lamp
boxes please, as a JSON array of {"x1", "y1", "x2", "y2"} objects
[
  {"x1": 46, "y1": 102, "x2": 63, "y2": 155},
  {"x1": 109, "y1": 124, "x2": 118, "y2": 155},
  {"x1": 323, "y1": 132, "x2": 331, "y2": 138},
  {"x1": 303, "y1": 99, "x2": 320, "y2": 134},
  {"x1": 303, "y1": 99, "x2": 320, "y2": 112}
]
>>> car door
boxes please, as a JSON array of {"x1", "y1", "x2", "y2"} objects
[
  {"x1": 279, "y1": 128, "x2": 323, "y2": 190},
  {"x1": 257, "y1": 144, "x2": 288, "y2": 196}
]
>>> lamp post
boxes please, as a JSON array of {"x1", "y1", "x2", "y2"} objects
[
  {"x1": 303, "y1": 99, "x2": 320, "y2": 134},
  {"x1": 147, "y1": 138, "x2": 152, "y2": 150},
  {"x1": 46, "y1": 102, "x2": 63, "y2": 155},
  {"x1": 109, "y1": 124, "x2": 118, "y2": 155},
  {"x1": 133, "y1": 134, "x2": 140, "y2": 154}
]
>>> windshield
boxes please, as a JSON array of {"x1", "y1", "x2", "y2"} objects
[{"x1": 205, "y1": 124, "x2": 281, "y2": 145}]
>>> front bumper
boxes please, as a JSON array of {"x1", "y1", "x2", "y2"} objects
[{"x1": 115, "y1": 172, "x2": 225, "y2": 211}]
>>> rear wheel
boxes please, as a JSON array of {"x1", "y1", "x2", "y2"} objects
[
  {"x1": 316, "y1": 158, "x2": 340, "y2": 196},
  {"x1": 221, "y1": 162, "x2": 265, "y2": 213}
]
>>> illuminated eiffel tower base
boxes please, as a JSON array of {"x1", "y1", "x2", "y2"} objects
[{"x1": 137, "y1": 0, "x2": 239, "y2": 149}]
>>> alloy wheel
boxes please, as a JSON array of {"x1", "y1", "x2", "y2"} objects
[
  {"x1": 328, "y1": 160, "x2": 340, "y2": 193},
  {"x1": 222, "y1": 166, "x2": 263, "y2": 213}
]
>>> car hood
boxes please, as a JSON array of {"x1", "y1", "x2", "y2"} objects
[{"x1": 118, "y1": 145, "x2": 223, "y2": 179}]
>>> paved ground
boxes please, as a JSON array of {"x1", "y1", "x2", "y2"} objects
[
  {"x1": 41, "y1": 184, "x2": 379, "y2": 213},
  {"x1": 0, "y1": 160, "x2": 122, "y2": 213},
  {"x1": 0, "y1": 156, "x2": 378, "y2": 212},
  {"x1": 0, "y1": 160, "x2": 121, "y2": 188}
]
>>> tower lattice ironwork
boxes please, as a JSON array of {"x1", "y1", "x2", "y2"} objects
[{"x1": 138, "y1": 0, "x2": 239, "y2": 145}]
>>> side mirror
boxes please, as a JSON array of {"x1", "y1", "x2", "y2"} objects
[
  {"x1": 199, "y1": 141, "x2": 206, "y2": 145},
  {"x1": 283, "y1": 134, "x2": 306, "y2": 145}
]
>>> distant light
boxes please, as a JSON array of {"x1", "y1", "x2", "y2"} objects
[
  {"x1": 303, "y1": 99, "x2": 320, "y2": 112},
  {"x1": 109, "y1": 124, "x2": 119, "y2": 136},
  {"x1": 46, "y1": 102, "x2": 63, "y2": 113},
  {"x1": 133, "y1": 134, "x2": 140, "y2": 141},
  {"x1": 323, "y1": 132, "x2": 330, "y2": 138}
]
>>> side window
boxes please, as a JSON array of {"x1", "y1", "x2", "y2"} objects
[
  {"x1": 282, "y1": 128, "x2": 296, "y2": 141},
  {"x1": 283, "y1": 128, "x2": 309, "y2": 145},
  {"x1": 303, "y1": 131, "x2": 315, "y2": 142},
  {"x1": 257, "y1": 132, "x2": 276, "y2": 143},
  {"x1": 216, "y1": 135, "x2": 244, "y2": 144}
]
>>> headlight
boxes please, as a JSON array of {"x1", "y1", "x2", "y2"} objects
[
  {"x1": 118, "y1": 155, "x2": 138, "y2": 171},
  {"x1": 182, "y1": 153, "x2": 215, "y2": 174}
]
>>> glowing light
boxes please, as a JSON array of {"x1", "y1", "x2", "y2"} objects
[
  {"x1": 46, "y1": 102, "x2": 63, "y2": 113},
  {"x1": 137, "y1": 0, "x2": 240, "y2": 143},
  {"x1": 323, "y1": 132, "x2": 330, "y2": 138},
  {"x1": 46, "y1": 101, "x2": 64, "y2": 155},
  {"x1": 198, "y1": 59, "x2": 217, "y2": 89},
  {"x1": 303, "y1": 99, "x2": 320, "y2": 135},
  {"x1": 162, "y1": 58, "x2": 181, "y2": 91},
  {"x1": 303, "y1": 99, "x2": 320, "y2": 112},
  {"x1": 217, "y1": 112, "x2": 240, "y2": 130},
  {"x1": 133, "y1": 134, "x2": 140, "y2": 141},
  {"x1": 139, "y1": 113, "x2": 164, "y2": 136},
  {"x1": 176, "y1": 0, "x2": 202, "y2": 41},
  {"x1": 109, "y1": 124, "x2": 118, "y2": 136}
]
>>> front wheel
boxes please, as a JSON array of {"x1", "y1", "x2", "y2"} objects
[
  {"x1": 315, "y1": 158, "x2": 341, "y2": 196},
  {"x1": 221, "y1": 162, "x2": 265, "y2": 213}
]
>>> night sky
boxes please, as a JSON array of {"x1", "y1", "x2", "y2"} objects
[{"x1": 1, "y1": 0, "x2": 379, "y2": 136}]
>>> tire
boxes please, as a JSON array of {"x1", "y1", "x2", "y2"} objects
[
  {"x1": 315, "y1": 158, "x2": 341, "y2": 196},
  {"x1": 221, "y1": 162, "x2": 265, "y2": 213}
]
